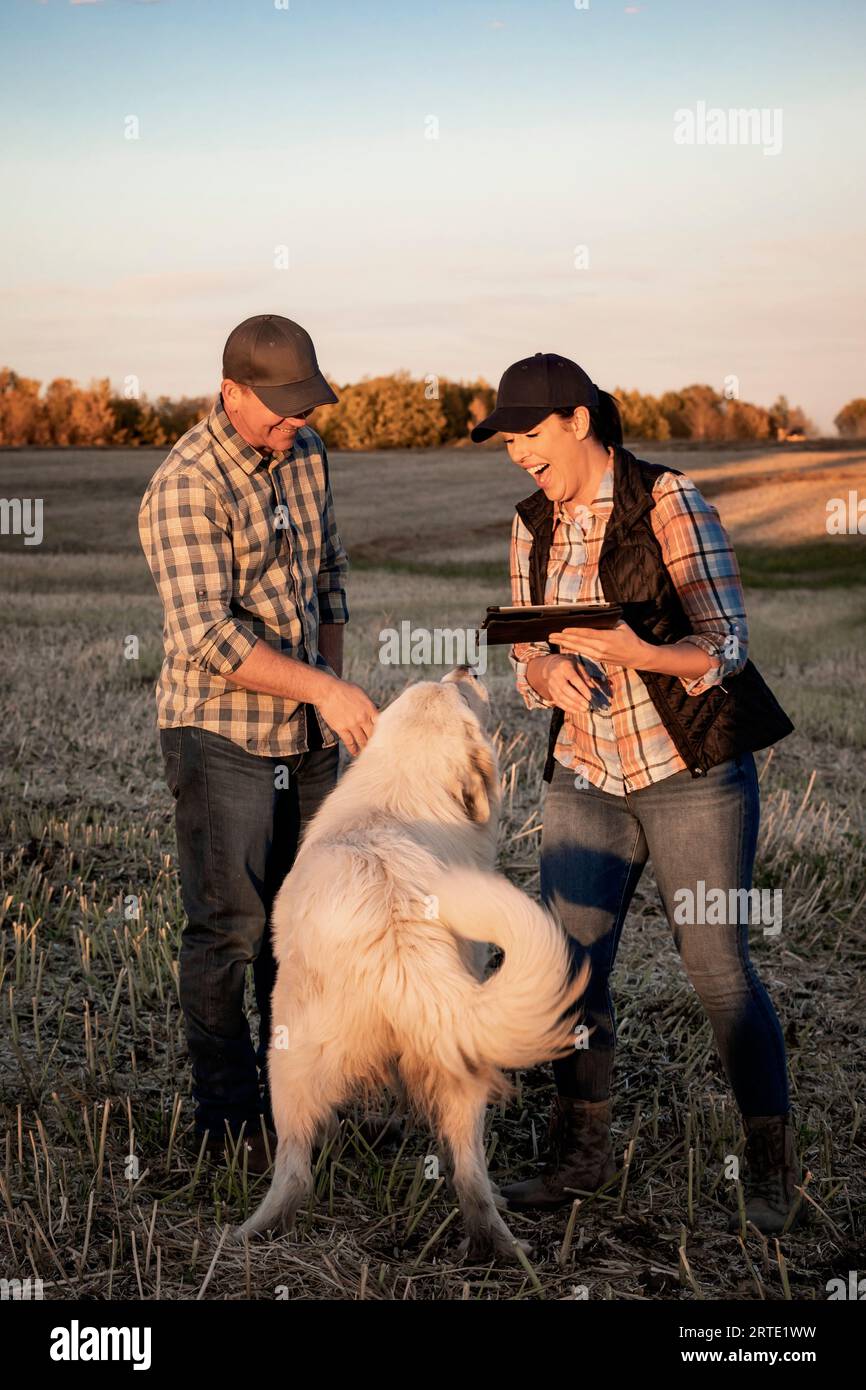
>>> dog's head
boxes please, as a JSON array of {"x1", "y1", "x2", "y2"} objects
[
  {"x1": 364, "y1": 667, "x2": 500, "y2": 826},
  {"x1": 439, "y1": 666, "x2": 497, "y2": 822}
]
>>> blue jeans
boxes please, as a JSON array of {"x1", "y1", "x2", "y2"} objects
[
  {"x1": 540, "y1": 753, "x2": 790, "y2": 1117},
  {"x1": 160, "y1": 716, "x2": 339, "y2": 1137}
]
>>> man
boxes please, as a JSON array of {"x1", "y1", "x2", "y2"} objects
[{"x1": 139, "y1": 314, "x2": 378, "y2": 1171}]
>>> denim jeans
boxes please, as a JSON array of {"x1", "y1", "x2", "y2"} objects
[
  {"x1": 160, "y1": 713, "x2": 339, "y2": 1137},
  {"x1": 540, "y1": 753, "x2": 790, "y2": 1117}
]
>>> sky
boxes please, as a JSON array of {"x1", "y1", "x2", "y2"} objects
[{"x1": 1, "y1": 0, "x2": 864, "y2": 432}]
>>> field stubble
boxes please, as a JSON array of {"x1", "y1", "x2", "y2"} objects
[{"x1": 0, "y1": 445, "x2": 864, "y2": 1299}]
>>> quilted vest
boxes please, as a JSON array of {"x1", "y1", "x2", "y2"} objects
[{"x1": 513, "y1": 445, "x2": 794, "y2": 784}]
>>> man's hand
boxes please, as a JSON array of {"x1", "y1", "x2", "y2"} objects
[
  {"x1": 317, "y1": 676, "x2": 379, "y2": 757},
  {"x1": 220, "y1": 641, "x2": 377, "y2": 755}
]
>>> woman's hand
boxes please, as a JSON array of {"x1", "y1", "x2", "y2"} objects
[
  {"x1": 548, "y1": 619, "x2": 650, "y2": 670},
  {"x1": 528, "y1": 653, "x2": 601, "y2": 714},
  {"x1": 549, "y1": 620, "x2": 716, "y2": 682}
]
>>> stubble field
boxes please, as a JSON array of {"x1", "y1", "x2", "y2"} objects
[{"x1": 1, "y1": 441, "x2": 864, "y2": 1300}]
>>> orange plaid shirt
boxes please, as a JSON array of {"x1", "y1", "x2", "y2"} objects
[{"x1": 509, "y1": 462, "x2": 749, "y2": 795}]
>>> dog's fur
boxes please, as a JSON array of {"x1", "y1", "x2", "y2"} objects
[{"x1": 233, "y1": 668, "x2": 588, "y2": 1261}]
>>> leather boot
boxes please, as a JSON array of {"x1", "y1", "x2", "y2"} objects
[
  {"x1": 201, "y1": 1122, "x2": 276, "y2": 1176},
  {"x1": 728, "y1": 1114, "x2": 803, "y2": 1234},
  {"x1": 501, "y1": 1097, "x2": 617, "y2": 1210}
]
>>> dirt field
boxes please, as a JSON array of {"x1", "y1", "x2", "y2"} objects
[{"x1": 1, "y1": 442, "x2": 864, "y2": 1300}]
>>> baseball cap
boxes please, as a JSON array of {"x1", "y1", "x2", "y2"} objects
[
  {"x1": 470, "y1": 353, "x2": 599, "y2": 442},
  {"x1": 222, "y1": 314, "x2": 338, "y2": 417}
]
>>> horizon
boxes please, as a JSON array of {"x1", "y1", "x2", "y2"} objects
[
  {"x1": 2, "y1": 0, "x2": 864, "y2": 433},
  {"x1": 0, "y1": 366, "x2": 844, "y2": 439}
]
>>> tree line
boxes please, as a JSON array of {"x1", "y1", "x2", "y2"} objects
[{"x1": 1, "y1": 365, "x2": 863, "y2": 449}]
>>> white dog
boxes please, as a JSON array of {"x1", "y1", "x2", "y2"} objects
[{"x1": 234, "y1": 668, "x2": 588, "y2": 1262}]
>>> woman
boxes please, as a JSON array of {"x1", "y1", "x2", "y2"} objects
[{"x1": 471, "y1": 353, "x2": 799, "y2": 1234}]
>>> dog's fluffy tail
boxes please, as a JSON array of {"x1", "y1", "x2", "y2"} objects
[{"x1": 428, "y1": 867, "x2": 590, "y2": 1070}]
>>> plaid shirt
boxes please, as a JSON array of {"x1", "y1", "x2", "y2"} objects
[
  {"x1": 509, "y1": 460, "x2": 748, "y2": 795},
  {"x1": 138, "y1": 398, "x2": 349, "y2": 757}
]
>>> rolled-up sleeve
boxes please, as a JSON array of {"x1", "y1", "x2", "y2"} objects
[
  {"x1": 508, "y1": 513, "x2": 557, "y2": 711},
  {"x1": 317, "y1": 452, "x2": 349, "y2": 625},
  {"x1": 651, "y1": 474, "x2": 749, "y2": 695},
  {"x1": 138, "y1": 474, "x2": 257, "y2": 676}
]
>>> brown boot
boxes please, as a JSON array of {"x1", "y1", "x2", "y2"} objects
[
  {"x1": 201, "y1": 1123, "x2": 276, "y2": 1176},
  {"x1": 354, "y1": 1113, "x2": 405, "y2": 1148},
  {"x1": 500, "y1": 1097, "x2": 617, "y2": 1211},
  {"x1": 728, "y1": 1114, "x2": 802, "y2": 1234}
]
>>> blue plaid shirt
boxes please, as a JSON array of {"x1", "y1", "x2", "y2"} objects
[{"x1": 138, "y1": 398, "x2": 349, "y2": 756}]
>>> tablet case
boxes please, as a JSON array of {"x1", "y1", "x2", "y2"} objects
[{"x1": 480, "y1": 602, "x2": 623, "y2": 646}]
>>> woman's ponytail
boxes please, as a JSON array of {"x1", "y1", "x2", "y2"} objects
[
  {"x1": 555, "y1": 390, "x2": 623, "y2": 448},
  {"x1": 590, "y1": 390, "x2": 623, "y2": 448}
]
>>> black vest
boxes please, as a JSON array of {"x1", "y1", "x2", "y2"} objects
[{"x1": 514, "y1": 445, "x2": 794, "y2": 784}]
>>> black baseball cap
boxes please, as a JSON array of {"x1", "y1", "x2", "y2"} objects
[
  {"x1": 222, "y1": 314, "x2": 338, "y2": 417},
  {"x1": 470, "y1": 352, "x2": 599, "y2": 442}
]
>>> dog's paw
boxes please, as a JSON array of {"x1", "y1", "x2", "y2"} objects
[
  {"x1": 225, "y1": 1217, "x2": 278, "y2": 1246},
  {"x1": 488, "y1": 1180, "x2": 508, "y2": 1212},
  {"x1": 456, "y1": 1232, "x2": 532, "y2": 1265}
]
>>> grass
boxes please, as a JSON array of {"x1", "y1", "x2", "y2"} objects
[
  {"x1": 736, "y1": 541, "x2": 866, "y2": 589},
  {"x1": 1, "y1": 444, "x2": 865, "y2": 1300}
]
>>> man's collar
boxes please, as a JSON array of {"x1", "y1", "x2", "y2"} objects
[{"x1": 208, "y1": 395, "x2": 288, "y2": 474}]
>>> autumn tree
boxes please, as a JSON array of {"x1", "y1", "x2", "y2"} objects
[
  {"x1": 615, "y1": 388, "x2": 671, "y2": 441},
  {"x1": 438, "y1": 378, "x2": 495, "y2": 442},
  {"x1": 41, "y1": 377, "x2": 116, "y2": 446},
  {"x1": 720, "y1": 399, "x2": 772, "y2": 441},
  {"x1": 769, "y1": 395, "x2": 814, "y2": 438},
  {"x1": 0, "y1": 369, "x2": 44, "y2": 446},
  {"x1": 834, "y1": 398, "x2": 866, "y2": 438},
  {"x1": 313, "y1": 372, "x2": 447, "y2": 449},
  {"x1": 0, "y1": 366, "x2": 836, "y2": 447}
]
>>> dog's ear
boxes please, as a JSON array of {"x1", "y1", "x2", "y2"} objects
[{"x1": 455, "y1": 736, "x2": 497, "y2": 824}]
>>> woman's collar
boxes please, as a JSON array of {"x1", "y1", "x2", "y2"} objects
[{"x1": 554, "y1": 448, "x2": 615, "y2": 525}]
